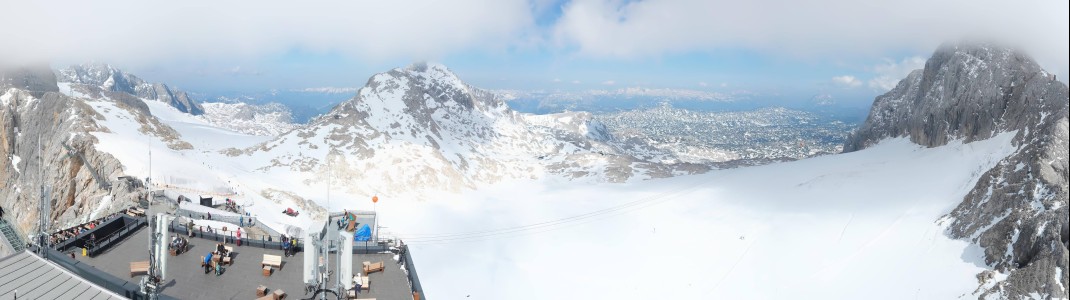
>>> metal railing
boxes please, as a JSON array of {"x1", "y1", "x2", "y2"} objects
[
  {"x1": 174, "y1": 207, "x2": 281, "y2": 237},
  {"x1": 87, "y1": 217, "x2": 146, "y2": 256},
  {"x1": 52, "y1": 215, "x2": 146, "y2": 257},
  {"x1": 167, "y1": 221, "x2": 301, "y2": 253},
  {"x1": 0, "y1": 217, "x2": 26, "y2": 253},
  {"x1": 399, "y1": 244, "x2": 427, "y2": 300}
]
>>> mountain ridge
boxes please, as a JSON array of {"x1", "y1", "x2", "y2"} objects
[
  {"x1": 845, "y1": 42, "x2": 1069, "y2": 299},
  {"x1": 239, "y1": 62, "x2": 707, "y2": 198},
  {"x1": 57, "y1": 63, "x2": 205, "y2": 115}
]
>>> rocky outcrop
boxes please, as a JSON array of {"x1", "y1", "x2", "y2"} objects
[
  {"x1": 845, "y1": 43, "x2": 1069, "y2": 299},
  {"x1": 57, "y1": 63, "x2": 204, "y2": 115},
  {"x1": 1, "y1": 87, "x2": 147, "y2": 239},
  {"x1": 0, "y1": 64, "x2": 58, "y2": 98}
]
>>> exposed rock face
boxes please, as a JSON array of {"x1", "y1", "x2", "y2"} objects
[
  {"x1": 57, "y1": 63, "x2": 204, "y2": 115},
  {"x1": 1, "y1": 87, "x2": 146, "y2": 240},
  {"x1": 0, "y1": 65, "x2": 58, "y2": 98},
  {"x1": 845, "y1": 43, "x2": 1069, "y2": 299}
]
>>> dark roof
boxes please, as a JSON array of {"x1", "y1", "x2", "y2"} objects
[{"x1": 0, "y1": 250, "x2": 126, "y2": 299}]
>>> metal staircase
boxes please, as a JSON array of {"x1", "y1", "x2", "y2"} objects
[{"x1": 0, "y1": 217, "x2": 26, "y2": 252}]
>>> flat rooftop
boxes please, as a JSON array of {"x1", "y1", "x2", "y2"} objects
[
  {"x1": 79, "y1": 228, "x2": 413, "y2": 300},
  {"x1": 0, "y1": 250, "x2": 126, "y2": 299}
]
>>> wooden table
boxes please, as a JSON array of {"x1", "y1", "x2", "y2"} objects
[{"x1": 130, "y1": 261, "x2": 149, "y2": 277}]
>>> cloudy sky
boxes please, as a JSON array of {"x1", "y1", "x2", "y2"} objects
[{"x1": 2, "y1": 0, "x2": 1067, "y2": 105}]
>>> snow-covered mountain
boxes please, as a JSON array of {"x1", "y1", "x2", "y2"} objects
[
  {"x1": 846, "y1": 43, "x2": 1069, "y2": 299},
  {"x1": 199, "y1": 102, "x2": 296, "y2": 136},
  {"x1": 56, "y1": 63, "x2": 205, "y2": 115},
  {"x1": 239, "y1": 62, "x2": 706, "y2": 198},
  {"x1": 5, "y1": 49, "x2": 1063, "y2": 299},
  {"x1": 1, "y1": 67, "x2": 152, "y2": 234}
]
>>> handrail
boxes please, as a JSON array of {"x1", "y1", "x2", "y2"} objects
[
  {"x1": 174, "y1": 207, "x2": 282, "y2": 237},
  {"x1": 399, "y1": 244, "x2": 427, "y2": 300},
  {"x1": 86, "y1": 218, "x2": 146, "y2": 256}
]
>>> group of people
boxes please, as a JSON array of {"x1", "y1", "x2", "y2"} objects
[
  {"x1": 203, "y1": 252, "x2": 223, "y2": 275},
  {"x1": 169, "y1": 236, "x2": 189, "y2": 254},
  {"x1": 281, "y1": 234, "x2": 299, "y2": 257},
  {"x1": 224, "y1": 198, "x2": 241, "y2": 213},
  {"x1": 48, "y1": 209, "x2": 129, "y2": 247},
  {"x1": 337, "y1": 210, "x2": 359, "y2": 232}
]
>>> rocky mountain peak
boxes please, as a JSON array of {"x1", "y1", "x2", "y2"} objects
[
  {"x1": 844, "y1": 42, "x2": 1069, "y2": 299},
  {"x1": 320, "y1": 61, "x2": 509, "y2": 135},
  {"x1": 56, "y1": 64, "x2": 205, "y2": 116},
  {"x1": 844, "y1": 42, "x2": 1064, "y2": 152}
]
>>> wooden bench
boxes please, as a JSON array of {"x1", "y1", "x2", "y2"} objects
[
  {"x1": 362, "y1": 261, "x2": 384, "y2": 274},
  {"x1": 272, "y1": 289, "x2": 286, "y2": 300},
  {"x1": 262, "y1": 254, "x2": 282, "y2": 269},
  {"x1": 130, "y1": 261, "x2": 149, "y2": 277},
  {"x1": 256, "y1": 285, "x2": 268, "y2": 297},
  {"x1": 360, "y1": 275, "x2": 369, "y2": 291},
  {"x1": 263, "y1": 266, "x2": 272, "y2": 277},
  {"x1": 224, "y1": 245, "x2": 234, "y2": 253}
]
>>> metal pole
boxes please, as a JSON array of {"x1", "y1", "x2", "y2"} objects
[{"x1": 373, "y1": 203, "x2": 377, "y2": 244}]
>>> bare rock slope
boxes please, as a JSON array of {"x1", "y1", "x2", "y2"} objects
[
  {"x1": 845, "y1": 43, "x2": 1069, "y2": 299},
  {"x1": 2, "y1": 68, "x2": 148, "y2": 238}
]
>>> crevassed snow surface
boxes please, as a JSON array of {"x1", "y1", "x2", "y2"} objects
[{"x1": 378, "y1": 132, "x2": 1017, "y2": 299}]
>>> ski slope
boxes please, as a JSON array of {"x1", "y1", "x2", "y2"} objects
[
  {"x1": 379, "y1": 132, "x2": 1018, "y2": 299},
  {"x1": 84, "y1": 93, "x2": 1020, "y2": 298}
]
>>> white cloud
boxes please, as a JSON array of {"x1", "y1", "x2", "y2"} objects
[
  {"x1": 572, "y1": 80, "x2": 582, "y2": 84},
  {"x1": 831, "y1": 75, "x2": 862, "y2": 88},
  {"x1": 553, "y1": 0, "x2": 1068, "y2": 76},
  {"x1": 552, "y1": 78, "x2": 562, "y2": 82},
  {"x1": 867, "y1": 56, "x2": 927, "y2": 91},
  {"x1": 698, "y1": 81, "x2": 709, "y2": 87},
  {"x1": 602, "y1": 80, "x2": 616, "y2": 85},
  {"x1": 0, "y1": 0, "x2": 534, "y2": 65}
]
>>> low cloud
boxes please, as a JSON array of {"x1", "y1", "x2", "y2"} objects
[
  {"x1": 553, "y1": 0, "x2": 1067, "y2": 75},
  {"x1": 868, "y1": 56, "x2": 927, "y2": 91},
  {"x1": 602, "y1": 80, "x2": 616, "y2": 85},
  {"x1": 0, "y1": 0, "x2": 535, "y2": 66},
  {"x1": 831, "y1": 75, "x2": 862, "y2": 88}
]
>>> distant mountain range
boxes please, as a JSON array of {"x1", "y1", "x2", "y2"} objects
[
  {"x1": 3, "y1": 42, "x2": 1065, "y2": 299},
  {"x1": 56, "y1": 63, "x2": 204, "y2": 115},
  {"x1": 237, "y1": 62, "x2": 707, "y2": 197}
]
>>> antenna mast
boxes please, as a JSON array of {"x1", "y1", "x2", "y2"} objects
[{"x1": 37, "y1": 134, "x2": 51, "y2": 258}]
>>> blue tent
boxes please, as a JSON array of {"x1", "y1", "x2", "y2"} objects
[{"x1": 354, "y1": 224, "x2": 371, "y2": 241}]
